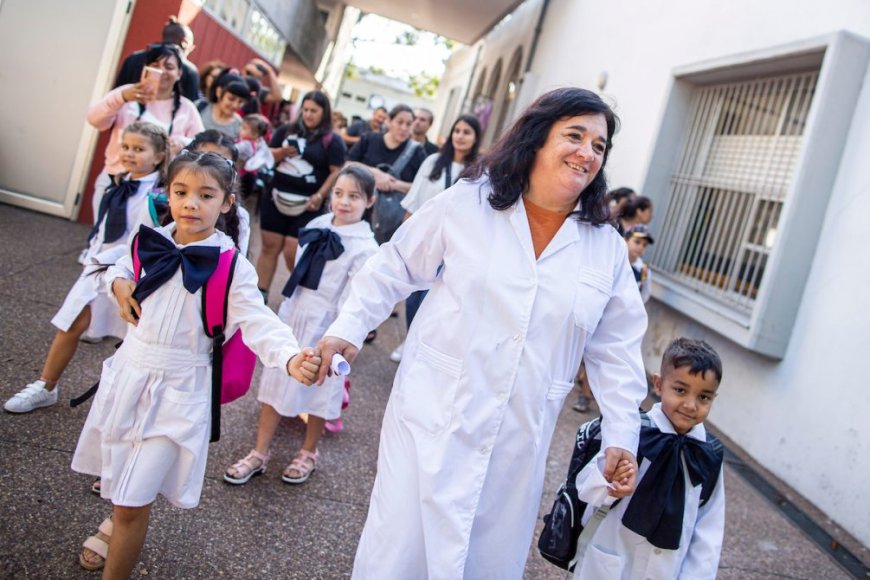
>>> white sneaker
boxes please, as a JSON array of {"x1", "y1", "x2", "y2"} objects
[
  {"x1": 389, "y1": 342, "x2": 404, "y2": 363},
  {"x1": 4, "y1": 380, "x2": 58, "y2": 413},
  {"x1": 79, "y1": 333, "x2": 104, "y2": 344}
]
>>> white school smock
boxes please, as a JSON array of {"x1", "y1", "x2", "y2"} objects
[
  {"x1": 401, "y1": 153, "x2": 464, "y2": 214},
  {"x1": 325, "y1": 176, "x2": 649, "y2": 579},
  {"x1": 71, "y1": 224, "x2": 301, "y2": 509},
  {"x1": 52, "y1": 172, "x2": 161, "y2": 339},
  {"x1": 573, "y1": 404, "x2": 726, "y2": 580},
  {"x1": 258, "y1": 214, "x2": 377, "y2": 419}
]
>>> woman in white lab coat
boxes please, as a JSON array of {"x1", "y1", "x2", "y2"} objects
[{"x1": 317, "y1": 87, "x2": 649, "y2": 579}]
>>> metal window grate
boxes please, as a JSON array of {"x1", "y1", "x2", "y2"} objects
[{"x1": 648, "y1": 71, "x2": 818, "y2": 314}]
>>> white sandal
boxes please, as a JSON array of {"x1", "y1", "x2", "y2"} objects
[{"x1": 223, "y1": 449, "x2": 270, "y2": 485}]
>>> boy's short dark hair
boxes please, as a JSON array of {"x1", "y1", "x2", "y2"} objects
[{"x1": 661, "y1": 338, "x2": 723, "y2": 383}]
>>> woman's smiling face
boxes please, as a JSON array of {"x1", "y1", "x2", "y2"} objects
[{"x1": 528, "y1": 113, "x2": 608, "y2": 211}]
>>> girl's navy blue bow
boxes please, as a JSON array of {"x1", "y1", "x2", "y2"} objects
[
  {"x1": 621, "y1": 426, "x2": 721, "y2": 550},
  {"x1": 281, "y1": 227, "x2": 344, "y2": 298},
  {"x1": 132, "y1": 225, "x2": 221, "y2": 304},
  {"x1": 89, "y1": 177, "x2": 140, "y2": 243}
]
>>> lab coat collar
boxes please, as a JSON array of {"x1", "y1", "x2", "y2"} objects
[
  {"x1": 310, "y1": 212, "x2": 376, "y2": 240},
  {"x1": 511, "y1": 196, "x2": 582, "y2": 263}
]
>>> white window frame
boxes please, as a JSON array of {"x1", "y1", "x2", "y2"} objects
[{"x1": 642, "y1": 31, "x2": 870, "y2": 359}]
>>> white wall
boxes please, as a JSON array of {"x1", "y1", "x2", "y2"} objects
[
  {"x1": 334, "y1": 75, "x2": 434, "y2": 123},
  {"x1": 522, "y1": 0, "x2": 870, "y2": 544}
]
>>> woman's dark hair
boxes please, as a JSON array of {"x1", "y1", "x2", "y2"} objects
[
  {"x1": 335, "y1": 165, "x2": 376, "y2": 200},
  {"x1": 608, "y1": 187, "x2": 636, "y2": 204},
  {"x1": 138, "y1": 43, "x2": 184, "y2": 133},
  {"x1": 294, "y1": 90, "x2": 333, "y2": 138},
  {"x1": 388, "y1": 104, "x2": 414, "y2": 120},
  {"x1": 661, "y1": 337, "x2": 723, "y2": 383},
  {"x1": 429, "y1": 114, "x2": 482, "y2": 182},
  {"x1": 620, "y1": 195, "x2": 652, "y2": 220},
  {"x1": 197, "y1": 60, "x2": 226, "y2": 94},
  {"x1": 188, "y1": 129, "x2": 239, "y2": 162},
  {"x1": 208, "y1": 70, "x2": 249, "y2": 104},
  {"x1": 463, "y1": 87, "x2": 619, "y2": 225},
  {"x1": 240, "y1": 77, "x2": 262, "y2": 116},
  {"x1": 165, "y1": 151, "x2": 241, "y2": 247}
]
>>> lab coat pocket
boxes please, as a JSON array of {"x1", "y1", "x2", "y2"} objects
[
  {"x1": 547, "y1": 379, "x2": 575, "y2": 401},
  {"x1": 576, "y1": 543, "x2": 625, "y2": 580},
  {"x1": 399, "y1": 341, "x2": 462, "y2": 435},
  {"x1": 573, "y1": 267, "x2": 612, "y2": 333}
]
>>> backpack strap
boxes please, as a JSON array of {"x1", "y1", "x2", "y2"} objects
[
  {"x1": 200, "y1": 248, "x2": 238, "y2": 443},
  {"x1": 322, "y1": 131, "x2": 334, "y2": 150},
  {"x1": 132, "y1": 234, "x2": 142, "y2": 282},
  {"x1": 389, "y1": 140, "x2": 420, "y2": 180}
]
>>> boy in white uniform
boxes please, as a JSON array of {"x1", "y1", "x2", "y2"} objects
[{"x1": 572, "y1": 338, "x2": 725, "y2": 580}]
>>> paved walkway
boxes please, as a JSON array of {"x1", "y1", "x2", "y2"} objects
[{"x1": 0, "y1": 203, "x2": 858, "y2": 578}]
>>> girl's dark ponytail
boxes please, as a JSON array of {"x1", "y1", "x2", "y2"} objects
[{"x1": 217, "y1": 201, "x2": 241, "y2": 248}]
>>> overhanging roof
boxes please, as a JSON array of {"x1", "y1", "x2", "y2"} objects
[{"x1": 345, "y1": 0, "x2": 524, "y2": 44}]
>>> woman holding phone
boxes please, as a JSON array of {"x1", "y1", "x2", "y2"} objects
[{"x1": 86, "y1": 43, "x2": 204, "y2": 223}]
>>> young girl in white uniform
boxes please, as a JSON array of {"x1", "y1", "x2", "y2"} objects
[
  {"x1": 4, "y1": 122, "x2": 170, "y2": 414},
  {"x1": 72, "y1": 151, "x2": 321, "y2": 576},
  {"x1": 224, "y1": 165, "x2": 377, "y2": 486}
]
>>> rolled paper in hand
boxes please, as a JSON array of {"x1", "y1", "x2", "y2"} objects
[{"x1": 330, "y1": 353, "x2": 351, "y2": 376}]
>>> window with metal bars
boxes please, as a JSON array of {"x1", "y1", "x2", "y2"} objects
[{"x1": 648, "y1": 72, "x2": 818, "y2": 315}]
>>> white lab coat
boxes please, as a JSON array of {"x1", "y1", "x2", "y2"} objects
[
  {"x1": 258, "y1": 214, "x2": 377, "y2": 419},
  {"x1": 326, "y1": 176, "x2": 649, "y2": 579},
  {"x1": 573, "y1": 404, "x2": 725, "y2": 580},
  {"x1": 71, "y1": 224, "x2": 301, "y2": 509}
]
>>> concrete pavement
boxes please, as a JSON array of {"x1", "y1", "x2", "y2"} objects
[{"x1": 0, "y1": 203, "x2": 861, "y2": 578}]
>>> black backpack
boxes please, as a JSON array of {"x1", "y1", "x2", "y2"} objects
[{"x1": 537, "y1": 412, "x2": 723, "y2": 571}]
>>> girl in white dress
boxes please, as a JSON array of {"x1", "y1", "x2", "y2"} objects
[
  {"x1": 73, "y1": 151, "x2": 321, "y2": 577},
  {"x1": 224, "y1": 165, "x2": 377, "y2": 486},
  {"x1": 4, "y1": 122, "x2": 170, "y2": 415}
]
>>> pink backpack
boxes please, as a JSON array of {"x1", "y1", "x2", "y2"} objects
[{"x1": 132, "y1": 238, "x2": 257, "y2": 442}]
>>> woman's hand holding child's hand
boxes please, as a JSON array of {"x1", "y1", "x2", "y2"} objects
[
  {"x1": 287, "y1": 347, "x2": 322, "y2": 385},
  {"x1": 603, "y1": 447, "x2": 638, "y2": 498},
  {"x1": 112, "y1": 278, "x2": 141, "y2": 326},
  {"x1": 607, "y1": 458, "x2": 636, "y2": 497}
]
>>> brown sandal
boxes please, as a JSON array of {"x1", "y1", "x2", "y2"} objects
[{"x1": 79, "y1": 516, "x2": 112, "y2": 571}]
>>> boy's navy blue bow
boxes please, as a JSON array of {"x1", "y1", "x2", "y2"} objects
[
  {"x1": 132, "y1": 226, "x2": 220, "y2": 303},
  {"x1": 621, "y1": 426, "x2": 721, "y2": 550},
  {"x1": 282, "y1": 227, "x2": 344, "y2": 298},
  {"x1": 89, "y1": 178, "x2": 140, "y2": 243}
]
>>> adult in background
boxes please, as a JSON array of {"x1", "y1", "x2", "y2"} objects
[
  {"x1": 411, "y1": 107, "x2": 439, "y2": 156},
  {"x1": 346, "y1": 104, "x2": 427, "y2": 244},
  {"x1": 316, "y1": 87, "x2": 648, "y2": 577},
  {"x1": 198, "y1": 70, "x2": 249, "y2": 139},
  {"x1": 340, "y1": 106, "x2": 387, "y2": 148},
  {"x1": 114, "y1": 16, "x2": 199, "y2": 102},
  {"x1": 389, "y1": 113, "x2": 482, "y2": 363},
  {"x1": 256, "y1": 90, "x2": 346, "y2": 302},
  {"x1": 88, "y1": 43, "x2": 204, "y2": 224},
  {"x1": 197, "y1": 59, "x2": 226, "y2": 103}
]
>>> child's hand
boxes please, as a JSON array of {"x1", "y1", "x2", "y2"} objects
[
  {"x1": 112, "y1": 278, "x2": 141, "y2": 326},
  {"x1": 607, "y1": 459, "x2": 636, "y2": 497},
  {"x1": 287, "y1": 347, "x2": 322, "y2": 385}
]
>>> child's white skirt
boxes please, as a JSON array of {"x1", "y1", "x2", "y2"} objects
[
  {"x1": 71, "y1": 334, "x2": 212, "y2": 509},
  {"x1": 52, "y1": 259, "x2": 128, "y2": 341},
  {"x1": 257, "y1": 299, "x2": 343, "y2": 419}
]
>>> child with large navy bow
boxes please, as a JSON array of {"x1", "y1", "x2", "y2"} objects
[
  {"x1": 72, "y1": 151, "x2": 322, "y2": 576},
  {"x1": 224, "y1": 165, "x2": 378, "y2": 487},
  {"x1": 572, "y1": 338, "x2": 725, "y2": 580},
  {"x1": 4, "y1": 122, "x2": 170, "y2": 416}
]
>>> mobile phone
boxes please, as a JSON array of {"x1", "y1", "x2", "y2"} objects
[
  {"x1": 284, "y1": 138, "x2": 299, "y2": 150},
  {"x1": 141, "y1": 66, "x2": 162, "y2": 98}
]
